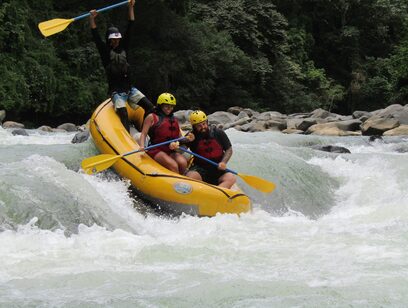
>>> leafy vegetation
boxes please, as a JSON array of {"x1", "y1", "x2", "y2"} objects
[{"x1": 0, "y1": 0, "x2": 407, "y2": 125}]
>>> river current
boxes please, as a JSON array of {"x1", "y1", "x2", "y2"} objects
[{"x1": 0, "y1": 127, "x2": 407, "y2": 306}]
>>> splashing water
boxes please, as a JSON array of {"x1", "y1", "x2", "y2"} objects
[{"x1": 0, "y1": 126, "x2": 407, "y2": 306}]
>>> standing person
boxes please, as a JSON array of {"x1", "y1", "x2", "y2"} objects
[
  {"x1": 139, "y1": 93, "x2": 192, "y2": 174},
  {"x1": 89, "y1": 0, "x2": 154, "y2": 132},
  {"x1": 185, "y1": 111, "x2": 236, "y2": 189}
]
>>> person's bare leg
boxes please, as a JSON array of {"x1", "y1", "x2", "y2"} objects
[
  {"x1": 218, "y1": 172, "x2": 236, "y2": 189},
  {"x1": 171, "y1": 153, "x2": 188, "y2": 174},
  {"x1": 153, "y1": 152, "x2": 179, "y2": 173},
  {"x1": 185, "y1": 170, "x2": 202, "y2": 181}
]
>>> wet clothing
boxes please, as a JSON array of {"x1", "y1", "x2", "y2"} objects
[
  {"x1": 188, "y1": 126, "x2": 232, "y2": 184},
  {"x1": 147, "y1": 110, "x2": 181, "y2": 158},
  {"x1": 91, "y1": 21, "x2": 154, "y2": 132},
  {"x1": 112, "y1": 87, "x2": 145, "y2": 109}
]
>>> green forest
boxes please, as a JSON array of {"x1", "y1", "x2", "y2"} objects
[{"x1": 1, "y1": 0, "x2": 408, "y2": 126}]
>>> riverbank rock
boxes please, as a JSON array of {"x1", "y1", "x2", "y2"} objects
[
  {"x1": 38, "y1": 125, "x2": 53, "y2": 132},
  {"x1": 375, "y1": 104, "x2": 408, "y2": 125},
  {"x1": 2, "y1": 121, "x2": 25, "y2": 129},
  {"x1": 5, "y1": 104, "x2": 408, "y2": 137},
  {"x1": 383, "y1": 125, "x2": 408, "y2": 136},
  {"x1": 208, "y1": 111, "x2": 237, "y2": 125},
  {"x1": 360, "y1": 116, "x2": 399, "y2": 135},
  {"x1": 57, "y1": 123, "x2": 77, "y2": 132},
  {"x1": 306, "y1": 122, "x2": 361, "y2": 136}
]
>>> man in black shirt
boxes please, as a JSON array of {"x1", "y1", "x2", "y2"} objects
[
  {"x1": 186, "y1": 111, "x2": 236, "y2": 189},
  {"x1": 89, "y1": 0, "x2": 154, "y2": 132}
]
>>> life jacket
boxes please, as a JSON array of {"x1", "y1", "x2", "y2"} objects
[
  {"x1": 107, "y1": 49, "x2": 129, "y2": 77},
  {"x1": 194, "y1": 127, "x2": 224, "y2": 165},
  {"x1": 148, "y1": 111, "x2": 180, "y2": 145}
]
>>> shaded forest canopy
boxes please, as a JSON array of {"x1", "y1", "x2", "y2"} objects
[{"x1": 0, "y1": 0, "x2": 408, "y2": 126}]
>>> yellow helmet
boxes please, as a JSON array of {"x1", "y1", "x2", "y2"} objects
[
  {"x1": 157, "y1": 93, "x2": 176, "y2": 105},
  {"x1": 190, "y1": 110, "x2": 208, "y2": 125}
]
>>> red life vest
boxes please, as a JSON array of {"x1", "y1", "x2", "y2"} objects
[
  {"x1": 194, "y1": 128, "x2": 224, "y2": 165},
  {"x1": 148, "y1": 112, "x2": 180, "y2": 145}
]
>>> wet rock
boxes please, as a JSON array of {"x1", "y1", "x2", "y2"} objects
[
  {"x1": 71, "y1": 130, "x2": 90, "y2": 143},
  {"x1": 368, "y1": 135, "x2": 383, "y2": 142},
  {"x1": 11, "y1": 128, "x2": 28, "y2": 136},
  {"x1": 312, "y1": 145, "x2": 351, "y2": 153}
]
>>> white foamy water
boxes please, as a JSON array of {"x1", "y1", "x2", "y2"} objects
[
  {"x1": 0, "y1": 127, "x2": 76, "y2": 145},
  {"x1": 0, "y1": 129, "x2": 407, "y2": 306}
]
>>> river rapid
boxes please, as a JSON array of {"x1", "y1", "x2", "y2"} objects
[{"x1": 0, "y1": 127, "x2": 407, "y2": 307}]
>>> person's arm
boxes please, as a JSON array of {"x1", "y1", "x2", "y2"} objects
[
  {"x1": 179, "y1": 131, "x2": 195, "y2": 145},
  {"x1": 89, "y1": 10, "x2": 108, "y2": 66},
  {"x1": 221, "y1": 147, "x2": 233, "y2": 164},
  {"x1": 89, "y1": 9, "x2": 98, "y2": 29},
  {"x1": 216, "y1": 129, "x2": 233, "y2": 170},
  {"x1": 122, "y1": 0, "x2": 135, "y2": 50},
  {"x1": 139, "y1": 114, "x2": 154, "y2": 149},
  {"x1": 129, "y1": 0, "x2": 135, "y2": 21}
]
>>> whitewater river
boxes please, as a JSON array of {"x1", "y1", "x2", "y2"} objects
[{"x1": 0, "y1": 127, "x2": 407, "y2": 306}]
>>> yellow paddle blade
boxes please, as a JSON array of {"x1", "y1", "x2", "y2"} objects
[
  {"x1": 81, "y1": 154, "x2": 122, "y2": 175},
  {"x1": 238, "y1": 173, "x2": 276, "y2": 193},
  {"x1": 38, "y1": 18, "x2": 74, "y2": 37}
]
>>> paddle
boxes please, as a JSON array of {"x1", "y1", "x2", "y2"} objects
[
  {"x1": 38, "y1": 0, "x2": 130, "y2": 37},
  {"x1": 82, "y1": 136, "x2": 186, "y2": 175},
  {"x1": 179, "y1": 147, "x2": 276, "y2": 193}
]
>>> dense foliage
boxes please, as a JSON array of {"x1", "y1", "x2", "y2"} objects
[{"x1": 0, "y1": 0, "x2": 407, "y2": 125}]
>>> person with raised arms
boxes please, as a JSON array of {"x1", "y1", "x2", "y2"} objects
[{"x1": 89, "y1": 0, "x2": 154, "y2": 132}]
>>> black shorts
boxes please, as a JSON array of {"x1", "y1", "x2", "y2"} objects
[{"x1": 189, "y1": 164, "x2": 227, "y2": 185}]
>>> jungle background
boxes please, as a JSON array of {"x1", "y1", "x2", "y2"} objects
[{"x1": 1, "y1": 0, "x2": 408, "y2": 126}]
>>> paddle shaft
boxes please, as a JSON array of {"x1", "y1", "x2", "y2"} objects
[
  {"x1": 82, "y1": 136, "x2": 187, "y2": 174},
  {"x1": 179, "y1": 147, "x2": 237, "y2": 175},
  {"x1": 125, "y1": 136, "x2": 187, "y2": 157},
  {"x1": 74, "y1": 0, "x2": 130, "y2": 21}
]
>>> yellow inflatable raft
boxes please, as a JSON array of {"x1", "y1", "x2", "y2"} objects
[{"x1": 89, "y1": 99, "x2": 252, "y2": 216}]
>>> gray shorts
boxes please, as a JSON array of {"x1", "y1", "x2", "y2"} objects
[{"x1": 112, "y1": 87, "x2": 145, "y2": 110}]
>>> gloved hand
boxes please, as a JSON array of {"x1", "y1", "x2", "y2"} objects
[
  {"x1": 169, "y1": 141, "x2": 180, "y2": 150},
  {"x1": 185, "y1": 132, "x2": 195, "y2": 142},
  {"x1": 218, "y1": 162, "x2": 227, "y2": 171}
]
